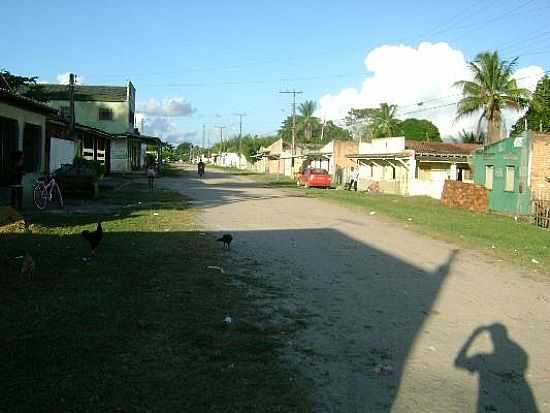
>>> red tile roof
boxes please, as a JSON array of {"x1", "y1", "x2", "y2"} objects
[{"x1": 405, "y1": 140, "x2": 481, "y2": 155}]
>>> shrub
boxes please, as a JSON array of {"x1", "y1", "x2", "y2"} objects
[{"x1": 72, "y1": 156, "x2": 106, "y2": 178}]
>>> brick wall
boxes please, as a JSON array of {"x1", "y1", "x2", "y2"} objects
[
  {"x1": 531, "y1": 133, "x2": 550, "y2": 200},
  {"x1": 441, "y1": 180, "x2": 489, "y2": 213}
]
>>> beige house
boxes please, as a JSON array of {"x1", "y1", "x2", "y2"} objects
[
  {"x1": 254, "y1": 138, "x2": 305, "y2": 176},
  {"x1": 347, "y1": 137, "x2": 480, "y2": 199},
  {"x1": 300, "y1": 140, "x2": 358, "y2": 185}
]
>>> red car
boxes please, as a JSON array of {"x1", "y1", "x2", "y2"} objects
[{"x1": 297, "y1": 168, "x2": 332, "y2": 188}]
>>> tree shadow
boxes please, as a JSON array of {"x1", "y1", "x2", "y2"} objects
[{"x1": 455, "y1": 323, "x2": 539, "y2": 413}]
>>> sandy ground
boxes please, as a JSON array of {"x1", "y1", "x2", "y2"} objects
[{"x1": 164, "y1": 167, "x2": 550, "y2": 413}]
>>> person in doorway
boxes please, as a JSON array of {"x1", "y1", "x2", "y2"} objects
[
  {"x1": 348, "y1": 166, "x2": 359, "y2": 192},
  {"x1": 197, "y1": 160, "x2": 205, "y2": 177},
  {"x1": 10, "y1": 151, "x2": 25, "y2": 209},
  {"x1": 146, "y1": 164, "x2": 156, "y2": 191}
]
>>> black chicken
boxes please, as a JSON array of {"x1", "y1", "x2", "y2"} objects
[
  {"x1": 217, "y1": 234, "x2": 233, "y2": 249},
  {"x1": 81, "y1": 222, "x2": 103, "y2": 255}
]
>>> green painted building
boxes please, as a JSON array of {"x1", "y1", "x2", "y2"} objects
[{"x1": 473, "y1": 132, "x2": 531, "y2": 215}]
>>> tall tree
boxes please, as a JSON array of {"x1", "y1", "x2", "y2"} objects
[
  {"x1": 511, "y1": 75, "x2": 550, "y2": 136},
  {"x1": 400, "y1": 118, "x2": 442, "y2": 142},
  {"x1": 454, "y1": 51, "x2": 531, "y2": 144},
  {"x1": 298, "y1": 100, "x2": 316, "y2": 142}
]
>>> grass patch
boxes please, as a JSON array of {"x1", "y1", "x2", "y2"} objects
[
  {"x1": 304, "y1": 189, "x2": 550, "y2": 271},
  {"x1": 208, "y1": 166, "x2": 296, "y2": 188},
  {"x1": 1, "y1": 184, "x2": 310, "y2": 412}
]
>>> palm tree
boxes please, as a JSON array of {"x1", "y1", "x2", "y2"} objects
[
  {"x1": 298, "y1": 100, "x2": 316, "y2": 142},
  {"x1": 454, "y1": 51, "x2": 531, "y2": 145},
  {"x1": 369, "y1": 103, "x2": 401, "y2": 138}
]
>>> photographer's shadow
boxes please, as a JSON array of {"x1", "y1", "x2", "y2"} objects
[{"x1": 455, "y1": 323, "x2": 539, "y2": 413}]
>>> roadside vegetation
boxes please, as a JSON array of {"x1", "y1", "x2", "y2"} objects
[{"x1": 1, "y1": 181, "x2": 310, "y2": 412}]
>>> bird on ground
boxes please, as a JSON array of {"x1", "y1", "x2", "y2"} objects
[
  {"x1": 217, "y1": 234, "x2": 233, "y2": 249},
  {"x1": 81, "y1": 222, "x2": 103, "y2": 255},
  {"x1": 20, "y1": 252, "x2": 35, "y2": 276}
]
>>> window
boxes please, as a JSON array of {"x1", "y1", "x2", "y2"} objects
[
  {"x1": 98, "y1": 107, "x2": 113, "y2": 121},
  {"x1": 485, "y1": 165, "x2": 494, "y2": 190},
  {"x1": 23, "y1": 123, "x2": 42, "y2": 172},
  {"x1": 0, "y1": 116, "x2": 19, "y2": 185},
  {"x1": 505, "y1": 166, "x2": 515, "y2": 192}
]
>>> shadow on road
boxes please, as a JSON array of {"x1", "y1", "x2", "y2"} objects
[{"x1": 455, "y1": 323, "x2": 539, "y2": 413}]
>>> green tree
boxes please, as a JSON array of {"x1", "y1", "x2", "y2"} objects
[
  {"x1": 0, "y1": 69, "x2": 48, "y2": 101},
  {"x1": 161, "y1": 142, "x2": 176, "y2": 161},
  {"x1": 278, "y1": 115, "x2": 350, "y2": 144},
  {"x1": 298, "y1": 100, "x2": 316, "y2": 142},
  {"x1": 399, "y1": 118, "x2": 441, "y2": 142},
  {"x1": 175, "y1": 142, "x2": 192, "y2": 160},
  {"x1": 511, "y1": 75, "x2": 550, "y2": 136},
  {"x1": 458, "y1": 129, "x2": 486, "y2": 144},
  {"x1": 346, "y1": 103, "x2": 401, "y2": 139},
  {"x1": 454, "y1": 51, "x2": 531, "y2": 145}
]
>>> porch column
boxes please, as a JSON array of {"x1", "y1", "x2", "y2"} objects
[{"x1": 450, "y1": 163, "x2": 458, "y2": 180}]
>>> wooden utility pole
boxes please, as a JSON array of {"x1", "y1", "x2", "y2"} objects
[
  {"x1": 280, "y1": 90, "x2": 303, "y2": 161},
  {"x1": 216, "y1": 126, "x2": 226, "y2": 151},
  {"x1": 69, "y1": 73, "x2": 76, "y2": 135},
  {"x1": 234, "y1": 113, "x2": 246, "y2": 155}
]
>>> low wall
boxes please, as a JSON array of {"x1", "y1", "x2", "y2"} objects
[{"x1": 441, "y1": 180, "x2": 488, "y2": 213}]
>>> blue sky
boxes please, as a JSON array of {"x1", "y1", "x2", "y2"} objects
[{"x1": 2, "y1": 0, "x2": 550, "y2": 144}]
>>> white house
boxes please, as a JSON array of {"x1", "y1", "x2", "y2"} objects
[{"x1": 347, "y1": 137, "x2": 481, "y2": 199}]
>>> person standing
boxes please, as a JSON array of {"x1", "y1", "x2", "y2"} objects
[
  {"x1": 348, "y1": 166, "x2": 359, "y2": 192},
  {"x1": 197, "y1": 160, "x2": 205, "y2": 177}
]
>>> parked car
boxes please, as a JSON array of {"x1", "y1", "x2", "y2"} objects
[{"x1": 297, "y1": 168, "x2": 332, "y2": 188}]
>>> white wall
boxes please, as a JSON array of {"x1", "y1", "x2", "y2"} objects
[
  {"x1": 50, "y1": 138, "x2": 76, "y2": 173},
  {"x1": 359, "y1": 137, "x2": 406, "y2": 154},
  {"x1": 111, "y1": 139, "x2": 129, "y2": 172}
]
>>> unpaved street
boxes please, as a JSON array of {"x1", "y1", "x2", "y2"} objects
[{"x1": 165, "y1": 168, "x2": 550, "y2": 413}]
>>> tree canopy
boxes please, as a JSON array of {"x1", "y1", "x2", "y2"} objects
[
  {"x1": 0, "y1": 70, "x2": 48, "y2": 101},
  {"x1": 454, "y1": 51, "x2": 531, "y2": 144},
  {"x1": 511, "y1": 75, "x2": 550, "y2": 136},
  {"x1": 399, "y1": 118, "x2": 442, "y2": 142}
]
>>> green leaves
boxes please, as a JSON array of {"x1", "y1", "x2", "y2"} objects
[{"x1": 455, "y1": 51, "x2": 532, "y2": 143}]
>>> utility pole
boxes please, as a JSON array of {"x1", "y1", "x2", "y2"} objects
[
  {"x1": 280, "y1": 90, "x2": 303, "y2": 162},
  {"x1": 202, "y1": 124, "x2": 206, "y2": 148},
  {"x1": 234, "y1": 113, "x2": 246, "y2": 155},
  {"x1": 69, "y1": 73, "x2": 76, "y2": 136},
  {"x1": 320, "y1": 118, "x2": 326, "y2": 141},
  {"x1": 216, "y1": 126, "x2": 226, "y2": 152}
]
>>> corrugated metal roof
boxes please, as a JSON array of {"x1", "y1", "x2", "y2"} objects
[{"x1": 37, "y1": 84, "x2": 128, "y2": 102}]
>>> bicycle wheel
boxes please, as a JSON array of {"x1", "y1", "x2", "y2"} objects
[
  {"x1": 33, "y1": 184, "x2": 48, "y2": 210},
  {"x1": 53, "y1": 183, "x2": 64, "y2": 209}
]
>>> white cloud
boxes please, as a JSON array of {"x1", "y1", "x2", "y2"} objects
[
  {"x1": 136, "y1": 114, "x2": 199, "y2": 145},
  {"x1": 137, "y1": 97, "x2": 195, "y2": 117},
  {"x1": 316, "y1": 42, "x2": 544, "y2": 139},
  {"x1": 56, "y1": 72, "x2": 85, "y2": 85}
]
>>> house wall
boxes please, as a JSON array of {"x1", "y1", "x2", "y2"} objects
[
  {"x1": 110, "y1": 139, "x2": 129, "y2": 172},
  {"x1": 530, "y1": 133, "x2": 550, "y2": 200},
  {"x1": 48, "y1": 100, "x2": 130, "y2": 134},
  {"x1": 49, "y1": 138, "x2": 77, "y2": 173},
  {"x1": 359, "y1": 137, "x2": 405, "y2": 154},
  {"x1": 357, "y1": 160, "x2": 410, "y2": 195},
  {"x1": 473, "y1": 133, "x2": 531, "y2": 215},
  {"x1": 332, "y1": 141, "x2": 358, "y2": 185}
]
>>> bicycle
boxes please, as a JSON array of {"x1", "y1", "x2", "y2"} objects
[{"x1": 33, "y1": 175, "x2": 64, "y2": 210}]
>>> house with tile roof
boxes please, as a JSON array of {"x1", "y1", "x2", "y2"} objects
[
  {"x1": 38, "y1": 81, "x2": 160, "y2": 172},
  {"x1": 346, "y1": 137, "x2": 481, "y2": 199}
]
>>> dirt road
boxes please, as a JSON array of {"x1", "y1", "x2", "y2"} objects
[{"x1": 165, "y1": 168, "x2": 550, "y2": 413}]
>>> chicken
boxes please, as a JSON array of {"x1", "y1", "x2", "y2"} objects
[
  {"x1": 81, "y1": 222, "x2": 103, "y2": 255},
  {"x1": 217, "y1": 234, "x2": 233, "y2": 249},
  {"x1": 20, "y1": 252, "x2": 35, "y2": 276}
]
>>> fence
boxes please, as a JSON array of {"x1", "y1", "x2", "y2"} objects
[{"x1": 533, "y1": 198, "x2": 550, "y2": 229}]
